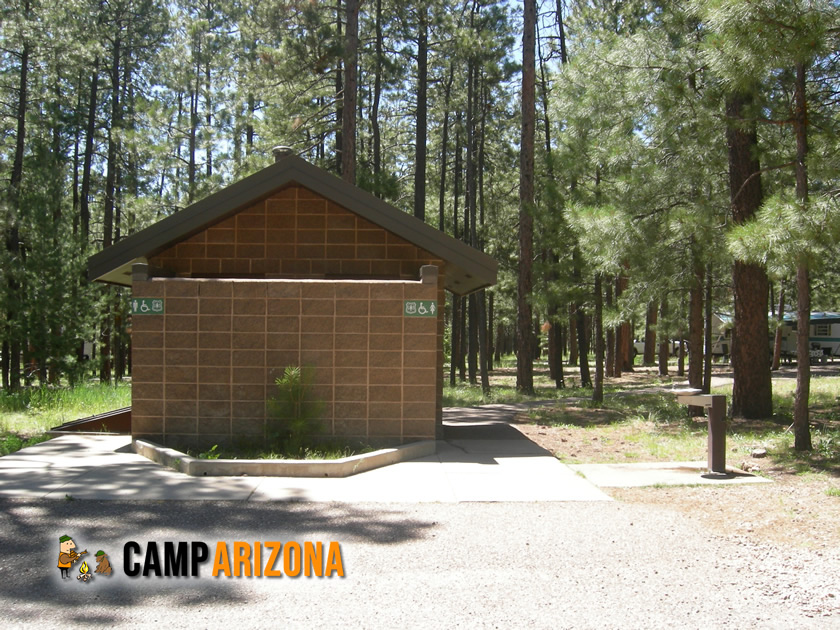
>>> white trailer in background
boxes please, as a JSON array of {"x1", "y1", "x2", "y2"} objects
[
  {"x1": 711, "y1": 313, "x2": 733, "y2": 359},
  {"x1": 777, "y1": 311, "x2": 840, "y2": 362}
]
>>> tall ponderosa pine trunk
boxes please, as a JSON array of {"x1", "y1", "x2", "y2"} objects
[
  {"x1": 703, "y1": 265, "x2": 713, "y2": 394},
  {"x1": 688, "y1": 254, "x2": 704, "y2": 415},
  {"x1": 466, "y1": 60, "x2": 478, "y2": 386},
  {"x1": 793, "y1": 61, "x2": 813, "y2": 451},
  {"x1": 593, "y1": 275, "x2": 604, "y2": 403},
  {"x1": 727, "y1": 91, "x2": 772, "y2": 418},
  {"x1": 80, "y1": 60, "x2": 99, "y2": 242},
  {"x1": 613, "y1": 276, "x2": 623, "y2": 378},
  {"x1": 371, "y1": 0, "x2": 383, "y2": 194},
  {"x1": 334, "y1": 0, "x2": 343, "y2": 175},
  {"x1": 3, "y1": 31, "x2": 29, "y2": 392},
  {"x1": 413, "y1": 6, "x2": 428, "y2": 220},
  {"x1": 100, "y1": 27, "x2": 123, "y2": 384},
  {"x1": 573, "y1": 249, "x2": 591, "y2": 388},
  {"x1": 606, "y1": 283, "x2": 615, "y2": 377},
  {"x1": 688, "y1": 253, "x2": 704, "y2": 392},
  {"x1": 341, "y1": 0, "x2": 359, "y2": 185},
  {"x1": 438, "y1": 64, "x2": 454, "y2": 231},
  {"x1": 772, "y1": 285, "x2": 786, "y2": 371},
  {"x1": 643, "y1": 302, "x2": 657, "y2": 365},
  {"x1": 568, "y1": 304, "x2": 577, "y2": 366},
  {"x1": 658, "y1": 298, "x2": 669, "y2": 377},
  {"x1": 516, "y1": 0, "x2": 536, "y2": 393}
]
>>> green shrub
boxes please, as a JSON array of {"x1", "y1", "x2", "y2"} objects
[
  {"x1": 199, "y1": 444, "x2": 221, "y2": 460},
  {"x1": 267, "y1": 366, "x2": 323, "y2": 457}
]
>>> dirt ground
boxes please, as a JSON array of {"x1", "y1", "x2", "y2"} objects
[{"x1": 508, "y1": 365, "x2": 840, "y2": 551}]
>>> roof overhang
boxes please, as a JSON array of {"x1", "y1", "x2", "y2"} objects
[{"x1": 87, "y1": 154, "x2": 497, "y2": 296}]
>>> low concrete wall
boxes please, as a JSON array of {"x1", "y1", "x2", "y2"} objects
[{"x1": 133, "y1": 438, "x2": 436, "y2": 478}]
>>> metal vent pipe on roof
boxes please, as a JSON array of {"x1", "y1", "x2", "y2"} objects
[{"x1": 272, "y1": 146, "x2": 293, "y2": 162}]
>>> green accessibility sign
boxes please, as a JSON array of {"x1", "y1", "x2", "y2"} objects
[
  {"x1": 404, "y1": 300, "x2": 437, "y2": 317},
  {"x1": 130, "y1": 298, "x2": 165, "y2": 315}
]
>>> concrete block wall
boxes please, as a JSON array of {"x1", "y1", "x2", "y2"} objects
[
  {"x1": 149, "y1": 185, "x2": 445, "y2": 283},
  {"x1": 145, "y1": 184, "x2": 447, "y2": 443},
  {"x1": 131, "y1": 277, "x2": 440, "y2": 450}
]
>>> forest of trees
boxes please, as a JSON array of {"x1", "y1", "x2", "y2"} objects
[{"x1": 3, "y1": 0, "x2": 840, "y2": 451}]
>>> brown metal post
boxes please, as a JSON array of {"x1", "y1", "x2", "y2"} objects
[
  {"x1": 707, "y1": 395, "x2": 727, "y2": 474},
  {"x1": 676, "y1": 390, "x2": 728, "y2": 476}
]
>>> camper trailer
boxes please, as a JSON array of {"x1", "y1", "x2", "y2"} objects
[
  {"x1": 777, "y1": 312, "x2": 840, "y2": 362},
  {"x1": 710, "y1": 313, "x2": 733, "y2": 359}
]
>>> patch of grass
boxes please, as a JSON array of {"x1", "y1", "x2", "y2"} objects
[
  {"x1": 524, "y1": 390, "x2": 840, "y2": 469},
  {"x1": 0, "y1": 382, "x2": 131, "y2": 434},
  {"x1": 528, "y1": 393, "x2": 687, "y2": 428},
  {"x1": 826, "y1": 488, "x2": 840, "y2": 497},
  {"x1": 760, "y1": 426, "x2": 840, "y2": 476},
  {"x1": 191, "y1": 441, "x2": 375, "y2": 461},
  {"x1": 0, "y1": 432, "x2": 51, "y2": 456}
]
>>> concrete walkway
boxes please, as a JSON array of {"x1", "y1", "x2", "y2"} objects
[{"x1": 0, "y1": 404, "x2": 612, "y2": 502}]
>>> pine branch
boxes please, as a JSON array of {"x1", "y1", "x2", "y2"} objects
[{"x1": 732, "y1": 161, "x2": 797, "y2": 205}]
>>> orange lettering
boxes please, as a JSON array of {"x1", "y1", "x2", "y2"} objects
[
  {"x1": 326, "y1": 542, "x2": 344, "y2": 577},
  {"x1": 212, "y1": 542, "x2": 231, "y2": 577},
  {"x1": 264, "y1": 542, "x2": 282, "y2": 577},
  {"x1": 284, "y1": 542, "x2": 301, "y2": 577},
  {"x1": 232, "y1": 542, "x2": 251, "y2": 577},
  {"x1": 304, "y1": 542, "x2": 322, "y2": 577}
]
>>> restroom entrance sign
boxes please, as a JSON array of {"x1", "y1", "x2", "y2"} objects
[
  {"x1": 404, "y1": 300, "x2": 436, "y2": 317},
  {"x1": 130, "y1": 298, "x2": 165, "y2": 315}
]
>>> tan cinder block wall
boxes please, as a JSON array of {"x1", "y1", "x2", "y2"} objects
[
  {"x1": 145, "y1": 184, "x2": 447, "y2": 442},
  {"x1": 131, "y1": 277, "x2": 440, "y2": 450},
  {"x1": 149, "y1": 185, "x2": 445, "y2": 283}
]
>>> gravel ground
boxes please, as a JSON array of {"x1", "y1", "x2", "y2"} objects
[{"x1": 2, "y1": 499, "x2": 838, "y2": 628}]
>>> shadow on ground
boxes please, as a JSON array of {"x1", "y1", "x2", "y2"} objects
[{"x1": 0, "y1": 498, "x2": 438, "y2": 623}]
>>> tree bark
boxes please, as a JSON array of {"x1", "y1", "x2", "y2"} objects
[
  {"x1": 468, "y1": 294, "x2": 478, "y2": 385},
  {"x1": 3, "y1": 29, "x2": 29, "y2": 392},
  {"x1": 688, "y1": 255, "x2": 704, "y2": 393},
  {"x1": 573, "y1": 250, "x2": 591, "y2": 388},
  {"x1": 477, "y1": 290, "x2": 491, "y2": 394},
  {"x1": 658, "y1": 297, "x2": 669, "y2": 377},
  {"x1": 487, "y1": 291, "x2": 494, "y2": 372},
  {"x1": 413, "y1": 6, "x2": 428, "y2": 220},
  {"x1": 593, "y1": 275, "x2": 604, "y2": 402},
  {"x1": 449, "y1": 294, "x2": 460, "y2": 387},
  {"x1": 341, "y1": 0, "x2": 359, "y2": 185},
  {"x1": 334, "y1": 0, "x2": 344, "y2": 174},
  {"x1": 516, "y1": 0, "x2": 536, "y2": 393},
  {"x1": 606, "y1": 283, "x2": 615, "y2": 377},
  {"x1": 772, "y1": 286, "x2": 785, "y2": 371},
  {"x1": 438, "y1": 64, "x2": 454, "y2": 232},
  {"x1": 80, "y1": 60, "x2": 99, "y2": 243},
  {"x1": 688, "y1": 256, "x2": 704, "y2": 415},
  {"x1": 704, "y1": 265, "x2": 713, "y2": 394},
  {"x1": 371, "y1": 0, "x2": 383, "y2": 191},
  {"x1": 793, "y1": 61, "x2": 812, "y2": 451},
  {"x1": 643, "y1": 302, "x2": 657, "y2": 365},
  {"x1": 727, "y1": 91, "x2": 772, "y2": 418},
  {"x1": 613, "y1": 277, "x2": 623, "y2": 378}
]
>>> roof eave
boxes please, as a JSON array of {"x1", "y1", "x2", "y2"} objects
[{"x1": 88, "y1": 155, "x2": 497, "y2": 296}]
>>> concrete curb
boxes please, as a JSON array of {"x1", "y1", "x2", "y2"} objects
[{"x1": 132, "y1": 438, "x2": 437, "y2": 477}]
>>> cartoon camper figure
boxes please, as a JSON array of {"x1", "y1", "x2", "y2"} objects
[
  {"x1": 57, "y1": 535, "x2": 87, "y2": 579},
  {"x1": 94, "y1": 550, "x2": 113, "y2": 576}
]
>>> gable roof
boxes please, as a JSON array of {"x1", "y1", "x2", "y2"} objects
[{"x1": 87, "y1": 153, "x2": 497, "y2": 295}]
